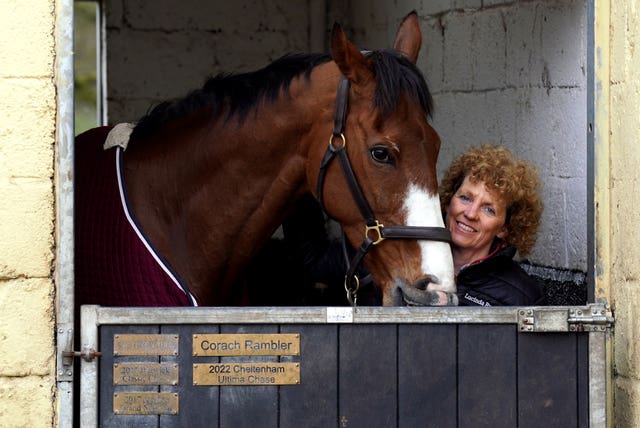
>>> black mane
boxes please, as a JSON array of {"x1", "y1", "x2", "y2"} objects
[{"x1": 131, "y1": 49, "x2": 433, "y2": 140}]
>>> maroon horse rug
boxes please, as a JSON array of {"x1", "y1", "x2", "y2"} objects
[{"x1": 75, "y1": 126, "x2": 197, "y2": 307}]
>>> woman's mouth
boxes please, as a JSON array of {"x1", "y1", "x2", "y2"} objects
[{"x1": 456, "y1": 221, "x2": 476, "y2": 233}]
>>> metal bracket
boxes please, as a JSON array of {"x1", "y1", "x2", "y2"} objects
[
  {"x1": 57, "y1": 323, "x2": 101, "y2": 382},
  {"x1": 62, "y1": 348, "x2": 102, "y2": 364},
  {"x1": 56, "y1": 324, "x2": 74, "y2": 382},
  {"x1": 518, "y1": 303, "x2": 613, "y2": 333}
]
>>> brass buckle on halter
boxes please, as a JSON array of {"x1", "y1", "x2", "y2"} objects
[{"x1": 365, "y1": 220, "x2": 385, "y2": 245}]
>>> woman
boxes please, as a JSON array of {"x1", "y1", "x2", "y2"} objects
[
  {"x1": 440, "y1": 145, "x2": 546, "y2": 306},
  {"x1": 273, "y1": 144, "x2": 546, "y2": 306}
]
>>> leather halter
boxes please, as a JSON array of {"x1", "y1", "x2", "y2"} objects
[{"x1": 316, "y1": 76, "x2": 452, "y2": 305}]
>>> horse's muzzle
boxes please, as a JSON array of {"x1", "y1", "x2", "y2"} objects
[{"x1": 391, "y1": 278, "x2": 459, "y2": 306}]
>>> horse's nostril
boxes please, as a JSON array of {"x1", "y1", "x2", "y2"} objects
[{"x1": 415, "y1": 275, "x2": 439, "y2": 290}]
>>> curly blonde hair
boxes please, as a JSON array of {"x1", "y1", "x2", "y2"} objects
[{"x1": 439, "y1": 145, "x2": 543, "y2": 256}]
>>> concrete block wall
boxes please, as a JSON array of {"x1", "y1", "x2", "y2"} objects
[
  {"x1": 337, "y1": 0, "x2": 588, "y2": 274},
  {"x1": 105, "y1": 0, "x2": 317, "y2": 123},
  {"x1": 438, "y1": 1, "x2": 587, "y2": 274},
  {"x1": 0, "y1": 0, "x2": 57, "y2": 426}
]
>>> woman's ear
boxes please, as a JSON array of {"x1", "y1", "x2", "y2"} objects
[{"x1": 497, "y1": 225, "x2": 508, "y2": 239}]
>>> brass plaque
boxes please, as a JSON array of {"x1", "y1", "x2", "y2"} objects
[
  {"x1": 193, "y1": 334, "x2": 300, "y2": 356},
  {"x1": 113, "y1": 392, "x2": 178, "y2": 415},
  {"x1": 193, "y1": 362, "x2": 300, "y2": 386},
  {"x1": 113, "y1": 363, "x2": 179, "y2": 385},
  {"x1": 113, "y1": 334, "x2": 179, "y2": 356}
]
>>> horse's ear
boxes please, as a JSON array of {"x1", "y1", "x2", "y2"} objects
[
  {"x1": 393, "y1": 11, "x2": 422, "y2": 64},
  {"x1": 331, "y1": 22, "x2": 373, "y2": 85}
]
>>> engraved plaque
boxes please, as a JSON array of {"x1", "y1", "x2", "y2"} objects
[
  {"x1": 113, "y1": 392, "x2": 179, "y2": 415},
  {"x1": 113, "y1": 363, "x2": 179, "y2": 385},
  {"x1": 193, "y1": 362, "x2": 300, "y2": 386},
  {"x1": 193, "y1": 333, "x2": 300, "y2": 356},
  {"x1": 113, "y1": 334, "x2": 179, "y2": 356}
]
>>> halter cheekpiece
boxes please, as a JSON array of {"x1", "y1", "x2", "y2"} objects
[{"x1": 316, "y1": 76, "x2": 452, "y2": 306}]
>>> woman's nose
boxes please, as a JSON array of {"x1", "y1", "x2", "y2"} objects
[{"x1": 464, "y1": 203, "x2": 479, "y2": 219}]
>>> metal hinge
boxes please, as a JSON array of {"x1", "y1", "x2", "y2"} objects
[{"x1": 518, "y1": 303, "x2": 614, "y2": 333}]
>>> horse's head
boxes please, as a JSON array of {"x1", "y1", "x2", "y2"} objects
[{"x1": 309, "y1": 12, "x2": 456, "y2": 306}]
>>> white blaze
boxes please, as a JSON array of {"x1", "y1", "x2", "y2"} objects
[{"x1": 404, "y1": 184, "x2": 455, "y2": 293}]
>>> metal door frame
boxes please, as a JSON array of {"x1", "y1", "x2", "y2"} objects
[{"x1": 55, "y1": 1, "x2": 76, "y2": 426}]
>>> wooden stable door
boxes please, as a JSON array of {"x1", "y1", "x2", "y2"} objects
[{"x1": 80, "y1": 305, "x2": 610, "y2": 427}]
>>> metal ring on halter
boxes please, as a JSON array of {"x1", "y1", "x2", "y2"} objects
[
  {"x1": 345, "y1": 274, "x2": 360, "y2": 306},
  {"x1": 329, "y1": 133, "x2": 346, "y2": 150}
]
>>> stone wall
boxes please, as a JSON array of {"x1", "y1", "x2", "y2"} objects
[{"x1": 0, "y1": 0, "x2": 57, "y2": 426}]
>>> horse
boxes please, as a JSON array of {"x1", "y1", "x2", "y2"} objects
[{"x1": 74, "y1": 11, "x2": 456, "y2": 308}]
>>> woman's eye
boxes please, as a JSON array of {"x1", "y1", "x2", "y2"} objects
[
  {"x1": 458, "y1": 194, "x2": 471, "y2": 202},
  {"x1": 370, "y1": 146, "x2": 395, "y2": 165},
  {"x1": 483, "y1": 206, "x2": 496, "y2": 216}
]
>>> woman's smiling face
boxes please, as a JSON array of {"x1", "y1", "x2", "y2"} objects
[{"x1": 446, "y1": 176, "x2": 508, "y2": 258}]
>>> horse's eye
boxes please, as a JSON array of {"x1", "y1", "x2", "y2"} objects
[{"x1": 370, "y1": 146, "x2": 395, "y2": 165}]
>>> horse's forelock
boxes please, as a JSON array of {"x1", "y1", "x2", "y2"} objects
[{"x1": 367, "y1": 50, "x2": 433, "y2": 119}]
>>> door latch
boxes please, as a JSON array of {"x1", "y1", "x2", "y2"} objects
[{"x1": 518, "y1": 303, "x2": 613, "y2": 333}]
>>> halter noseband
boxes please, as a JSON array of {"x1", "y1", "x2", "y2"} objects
[{"x1": 316, "y1": 76, "x2": 452, "y2": 306}]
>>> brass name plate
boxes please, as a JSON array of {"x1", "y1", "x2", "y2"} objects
[
  {"x1": 113, "y1": 392, "x2": 178, "y2": 415},
  {"x1": 193, "y1": 334, "x2": 300, "y2": 356},
  {"x1": 113, "y1": 363, "x2": 179, "y2": 385},
  {"x1": 113, "y1": 334, "x2": 179, "y2": 356},
  {"x1": 193, "y1": 362, "x2": 300, "y2": 386}
]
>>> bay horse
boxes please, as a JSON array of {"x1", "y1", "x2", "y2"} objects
[{"x1": 74, "y1": 11, "x2": 456, "y2": 307}]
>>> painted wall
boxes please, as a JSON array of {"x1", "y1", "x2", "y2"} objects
[
  {"x1": 0, "y1": 0, "x2": 57, "y2": 426},
  {"x1": 605, "y1": 1, "x2": 640, "y2": 425}
]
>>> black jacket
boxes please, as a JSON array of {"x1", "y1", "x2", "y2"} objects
[{"x1": 457, "y1": 246, "x2": 547, "y2": 306}]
